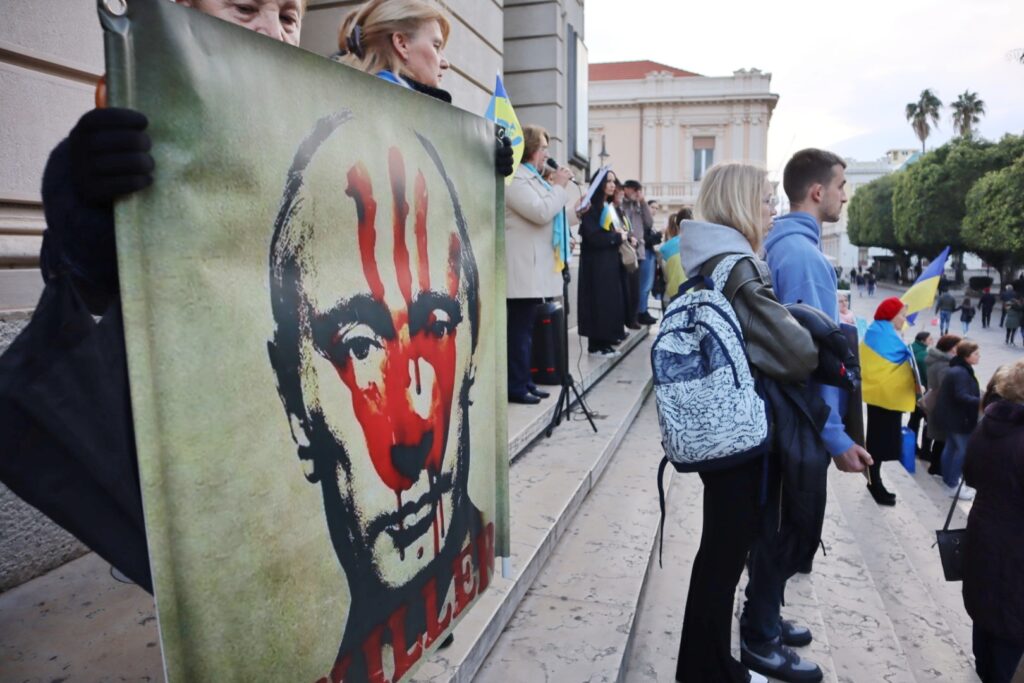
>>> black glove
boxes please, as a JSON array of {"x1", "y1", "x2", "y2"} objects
[
  {"x1": 69, "y1": 108, "x2": 154, "y2": 207},
  {"x1": 495, "y1": 135, "x2": 514, "y2": 177}
]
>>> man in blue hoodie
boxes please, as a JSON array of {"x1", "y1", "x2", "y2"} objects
[{"x1": 739, "y1": 149, "x2": 874, "y2": 683}]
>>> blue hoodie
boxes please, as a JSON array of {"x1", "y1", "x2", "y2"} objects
[{"x1": 764, "y1": 212, "x2": 855, "y2": 457}]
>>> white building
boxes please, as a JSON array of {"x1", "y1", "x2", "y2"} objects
[
  {"x1": 588, "y1": 60, "x2": 778, "y2": 216},
  {"x1": 821, "y1": 149, "x2": 917, "y2": 271}
]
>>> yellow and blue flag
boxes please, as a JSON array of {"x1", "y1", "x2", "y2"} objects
[
  {"x1": 659, "y1": 235, "x2": 687, "y2": 302},
  {"x1": 860, "y1": 320, "x2": 917, "y2": 412},
  {"x1": 485, "y1": 74, "x2": 524, "y2": 185},
  {"x1": 901, "y1": 246, "x2": 950, "y2": 324}
]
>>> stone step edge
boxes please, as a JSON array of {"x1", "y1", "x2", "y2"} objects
[
  {"x1": 429, "y1": 372, "x2": 656, "y2": 682},
  {"x1": 508, "y1": 327, "x2": 649, "y2": 464}
]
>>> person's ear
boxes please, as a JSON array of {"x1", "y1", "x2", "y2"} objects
[
  {"x1": 810, "y1": 183, "x2": 824, "y2": 204},
  {"x1": 391, "y1": 32, "x2": 411, "y2": 62}
]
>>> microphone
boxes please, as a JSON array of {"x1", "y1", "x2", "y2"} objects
[{"x1": 546, "y1": 157, "x2": 581, "y2": 185}]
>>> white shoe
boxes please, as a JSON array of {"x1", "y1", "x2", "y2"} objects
[
  {"x1": 961, "y1": 484, "x2": 977, "y2": 500},
  {"x1": 747, "y1": 671, "x2": 768, "y2": 683}
]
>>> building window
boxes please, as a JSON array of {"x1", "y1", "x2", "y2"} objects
[{"x1": 693, "y1": 137, "x2": 714, "y2": 181}]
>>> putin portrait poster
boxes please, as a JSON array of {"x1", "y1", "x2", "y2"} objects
[{"x1": 100, "y1": 1, "x2": 510, "y2": 681}]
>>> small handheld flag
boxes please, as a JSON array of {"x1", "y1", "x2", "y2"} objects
[
  {"x1": 901, "y1": 246, "x2": 950, "y2": 325},
  {"x1": 485, "y1": 74, "x2": 524, "y2": 185}
]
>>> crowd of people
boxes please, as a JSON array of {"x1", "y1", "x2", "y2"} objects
[{"x1": 2, "y1": 2, "x2": 1022, "y2": 682}]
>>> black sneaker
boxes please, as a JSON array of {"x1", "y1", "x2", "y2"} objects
[
  {"x1": 741, "y1": 637, "x2": 823, "y2": 683},
  {"x1": 780, "y1": 619, "x2": 813, "y2": 647},
  {"x1": 637, "y1": 312, "x2": 658, "y2": 325}
]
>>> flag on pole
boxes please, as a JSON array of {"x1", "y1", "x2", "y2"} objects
[
  {"x1": 901, "y1": 246, "x2": 951, "y2": 324},
  {"x1": 485, "y1": 74, "x2": 524, "y2": 185}
]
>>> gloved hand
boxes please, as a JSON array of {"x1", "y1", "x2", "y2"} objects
[
  {"x1": 69, "y1": 108, "x2": 154, "y2": 207},
  {"x1": 495, "y1": 135, "x2": 514, "y2": 177}
]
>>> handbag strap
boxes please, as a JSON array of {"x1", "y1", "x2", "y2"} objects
[{"x1": 942, "y1": 479, "x2": 963, "y2": 531}]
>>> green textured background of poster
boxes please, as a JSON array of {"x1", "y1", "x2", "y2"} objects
[{"x1": 101, "y1": 1, "x2": 508, "y2": 680}]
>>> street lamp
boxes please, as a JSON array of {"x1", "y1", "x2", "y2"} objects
[{"x1": 598, "y1": 134, "x2": 609, "y2": 166}]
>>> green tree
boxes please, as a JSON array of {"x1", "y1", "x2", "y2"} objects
[
  {"x1": 893, "y1": 134, "x2": 1024, "y2": 260},
  {"x1": 905, "y1": 89, "x2": 942, "y2": 154},
  {"x1": 951, "y1": 91, "x2": 986, "y2": 139},
  {"x1": 963, "y1": 158, "x2": 1024, "y2": 283},
  {"x1": 847, "y1": 174, "x2": 897, "y2": 248}
]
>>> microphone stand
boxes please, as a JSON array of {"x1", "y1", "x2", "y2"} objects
[{"x1": 546, "y1": 267, "x2": 597, "y2": 437}]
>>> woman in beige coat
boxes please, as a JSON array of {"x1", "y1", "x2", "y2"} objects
[{"x1": 505, "y1": 125, "x2": 572, "y2": 404}]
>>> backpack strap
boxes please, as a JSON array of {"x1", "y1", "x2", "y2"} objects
[
  {"x1": 709, "y1": 253, "x2": 754, "y2": 293},
  {"x1": 657, "y1": 455, "x2": 669, "y2": 569}
]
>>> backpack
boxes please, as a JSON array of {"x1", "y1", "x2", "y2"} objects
[{"x1": 651, "y1": 254, "x2": 770, "y2": 564}]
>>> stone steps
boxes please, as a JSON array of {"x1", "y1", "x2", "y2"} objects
[
  {"x1": 410, "y1": 333, "x2": 655, "y2": 682},
  {"x1": 474, "y1": 393, "x2": 665, "y2": 683}
]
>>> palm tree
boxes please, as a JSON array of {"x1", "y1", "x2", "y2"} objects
[
  {"x1": 951, "y1": 91, "x2": 986, "y2": 138},
  {"x1": 905, "y1": 89, "x2": 942, "y2": 154}
]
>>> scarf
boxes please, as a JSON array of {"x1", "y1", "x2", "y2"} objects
[{"x1": 523, "y1": 163, "x2": 569, "y2": 271}]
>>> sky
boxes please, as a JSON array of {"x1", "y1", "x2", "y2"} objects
[{"x1": 585, "y1": 0, "x2": 1024, "y2": 178}]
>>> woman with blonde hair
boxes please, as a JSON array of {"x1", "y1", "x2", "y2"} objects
[
  {"x1": 674, "y1": 162, "x2": 818, "y2": 683},
  {"x1": 335, "y1": 0, "x2": 513, "y2": 174}
]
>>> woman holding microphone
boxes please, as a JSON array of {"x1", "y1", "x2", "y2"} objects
[{"x1": 504, "y1": 125, "x2": 572, "y2": 403}]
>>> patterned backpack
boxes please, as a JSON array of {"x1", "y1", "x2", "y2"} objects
[{"x1": 652, "y1": 254, "x2": 770, "y2": 561}]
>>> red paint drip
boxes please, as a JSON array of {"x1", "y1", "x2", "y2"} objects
[
  {"x1": 346, "y1": 163, "x2": 384, "y2": 301},
  {"x1": 415, "y1": 170, "x2": 430, "y2": 293},
  {"x1": 389, "y1": 147, "x2": 413, "y2": 304},
  {"x1": 396, "y1": 490, "x2": 405, "y2": 561},
  {"x1": 447, "y1": 233, "x2": 461, "y2": 298}
]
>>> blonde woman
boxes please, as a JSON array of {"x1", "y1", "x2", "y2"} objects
[
  {"x1": 674, "y1": 163, "x2": 817, "y2": 683},
  {"x1": 335, "y1": 0, "x2": 513, "y2": 174}
]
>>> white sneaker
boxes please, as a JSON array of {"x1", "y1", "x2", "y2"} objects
[
  {"x1": 961, "y1": 484, "x2": 977, "y2": 501},
  {"x1": 748, "y1": 671, "x2": 768, "y2": 683}
]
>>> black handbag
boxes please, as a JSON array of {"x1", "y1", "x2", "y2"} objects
[{"x1": 935, "y1": 480, "x2": 966, "y2": 582}]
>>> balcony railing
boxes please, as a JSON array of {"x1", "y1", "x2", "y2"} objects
[{"x1": 643, "y1": 181, "x2": 700, "y2": 203}]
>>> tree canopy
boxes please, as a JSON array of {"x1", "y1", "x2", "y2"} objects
[
  {"x1": 847, "y1": 174, "x2": 896, "y2": 249},
  {"x1": 963, "y1": 158, "x2": 1024, "y2": 274}
]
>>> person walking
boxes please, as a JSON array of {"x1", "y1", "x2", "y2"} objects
[
  {"x1": 742, "y1": 148, "x2": 873, "y2": 683},
  {"x1": 866, "y1": 270, "x2": 876, "y2": 296},
  {"x1": 979, "y1": 288, "x2": 996, "y2": 329},
  {"x1": 674, "y1": 162, "x2": 817, "y2": 683},
  {"x1": 908, "y1": 331, "x2": 933, "y2": 459},
  {"x1": 860, "y1": 298, "x2": 917, "y2": 505},
  {"x1": 503, "y1": 125, "x2": 571, "y2": 404},
  {"x1": 577, "y1": 170, "x2": 628, "y2": 356},
  {"x1": 923, "y1": 334, "x2": 962, "y2": 477},
  {"x1": 933, "y1": 340, "x2": 983, "y2": 500},
  {"x1": 856, "y1": 270, "x2": 865, "y2": 297},
  {"x1": 960, "y1": 297, "x2": 976, "y2": 335},
  {"x1": 999, "y1": 284, "x2": 1016, "y2": 327},
  {"x1": 1004, "y1": 297, "x2": 1022, "y2": 346},
  {"x1": 962, "y1": 358, "x2": 1024, "y2": 683},
  {"x1": 936, "y1": 290, "x2": 957, "y2": 336}
]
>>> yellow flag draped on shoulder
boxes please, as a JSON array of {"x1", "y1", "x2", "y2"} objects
[{"x1": 485, "y1": 74, "x2": 524, "y2": 185}]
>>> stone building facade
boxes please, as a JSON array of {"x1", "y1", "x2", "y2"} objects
[
  {"x1": 588, "y1": 60, "x2": 778, "y2": 215},
  {"x1": 0, "y1": 0, "x2": 586, "y2": 590}
]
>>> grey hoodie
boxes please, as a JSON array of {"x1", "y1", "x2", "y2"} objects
[{"x1": 678, "y1": 219, "x2": 755, "y2": 276}]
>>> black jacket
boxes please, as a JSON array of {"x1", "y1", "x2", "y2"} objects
[
  {"x1": 577, "y1": 201, "x2": 625, "y2": 341},
  {"x1": 933, "y1": 357, "x2": 980, "y2": 435},
  {"x1": 963, "y1": 400, "x2": 1024, "y2": 644}
]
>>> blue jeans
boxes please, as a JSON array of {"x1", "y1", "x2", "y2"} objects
[
  {"x1": 939, "y1": 309, "x2": 952, "y2": 334},
  {"x1": 638, "y1": 249, "x2": 656, "y2": 314},
  {"x1": 941, "y1": 432, "x2": 971, "y2": 488}
]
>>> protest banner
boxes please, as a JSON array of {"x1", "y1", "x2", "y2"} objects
[{"x1": 99, "y1": 1, "x2": 509, "y2": 680}]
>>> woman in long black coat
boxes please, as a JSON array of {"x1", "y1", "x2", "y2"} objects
[
  {"x1": 963, "y1": 358, "x2": 1024, "y2": 683},
  {"x1": 578, "y1": 171, "x2": 627, "y2": 355}
]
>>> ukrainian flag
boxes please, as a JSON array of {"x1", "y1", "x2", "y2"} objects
[
  {"x1": 860, "y1": 320, "x2": 917, "y2": 413},
  {"x1": 659, "y1": 235, "x2": 687, "y2": 302},
  {"x1": 901, "y1": 246, "x2": 950, "y2": 324},
  {"x1": 485, "y1": 74, "x2": 524, "y2": 186}
]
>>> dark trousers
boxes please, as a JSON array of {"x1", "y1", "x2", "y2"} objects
[
  {"x1": 740, "y1": 452, "x2": 793, "y2": 646},
  {"x1": 973, "y1": 625, "x2": 1024, "y2": 683},
  {"x1": 907, "y1": 407, "x2": 931, "y2": 455},
  {"x1": 1007, "y1": 327, "x2": 1019, "y2": 345},
  {"x1": 981, "y1": 309, "x2": 993, "y2": 327},
  {"x1": 506, "y1": 299, "x2": 539, "y2": 397},
  {"x1": 929, "y1": 438, "x2": 945, "y2": 475},
  {"x1": 624, "y1": 266, "x2": 640, "y2": 326},
  {"x1": 1000, "y1": 307, "x2": 1009, "y2": 327},
  {"x1": 677, "y1": 456, "x2": 763, "y2": 682}
]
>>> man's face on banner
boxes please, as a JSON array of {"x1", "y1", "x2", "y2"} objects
[{"x1": 270, "y1": 126, "x2": 478, "y2": 587}]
